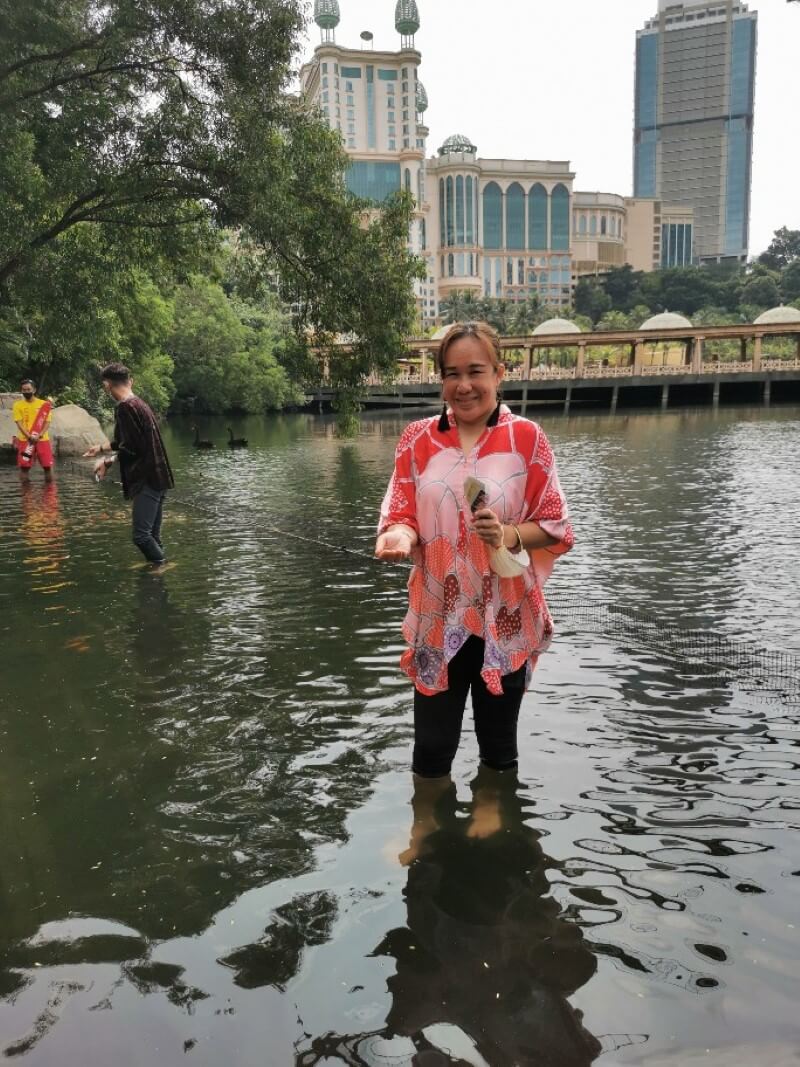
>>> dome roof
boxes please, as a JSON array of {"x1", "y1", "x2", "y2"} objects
[
  {"x1": 314, "y1": 0, "x2": 340, "y2": 29},
  {"x1": 754, "y1": 305, "x2": 800, "y2": 326},
  {"x1": 532, "y1": 318, "x2": 582, "y2": 336},
  {"x1": 395, "y1": 0, "x2": 420, "y2": 34},
  {"x1": 415, "y1": 81, "x2": 428, "y2": 114},
  {"x1": 438, "y1": 133, "x2": 477, "y2": 156},
  {"x1": 639, "y1": 310, "x2": 693, "y2": 331}
]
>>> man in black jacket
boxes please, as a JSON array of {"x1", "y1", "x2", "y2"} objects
[{"x1": 83, "y1": 363, "x2": 175, "y2": 565}]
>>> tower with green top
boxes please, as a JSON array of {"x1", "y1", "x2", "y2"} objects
[
  {"x1": 395, "y1": 0, "x2": 420, "y2": 49},
  {"x1": 314, "y1": 0, "x2": 340, "y2": 44}
]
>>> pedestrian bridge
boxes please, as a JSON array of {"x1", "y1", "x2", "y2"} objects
[{"x1": 312, "y1": 319, "x2": 800, "y2": 415}]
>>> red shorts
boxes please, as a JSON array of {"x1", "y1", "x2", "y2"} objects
[{"x1": 16, "y1": 438, "x2": 54, "y2": 470}]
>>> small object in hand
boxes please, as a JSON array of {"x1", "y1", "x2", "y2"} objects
[{"x1": 463, "y1": 476, "x2": 487, "y2": 513}]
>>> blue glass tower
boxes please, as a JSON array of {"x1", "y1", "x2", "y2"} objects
[{"x1": 634, "y1": 0, "x2": 757, "y2": 265}]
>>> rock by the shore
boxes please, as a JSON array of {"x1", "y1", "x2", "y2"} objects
[
  {"x1": 0, "y1": 393, "x2": 109, "y2": 462},
  {"x1": 50, "y1": 403, "x2": 110, "y2": 455}
]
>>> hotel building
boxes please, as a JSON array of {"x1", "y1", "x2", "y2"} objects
[
  {"x1": 634, "y1": 0, "x2": 757, "y2": 265},
  {"x1": 302, "y1": 1, "x2": 730, "y2": 327}
]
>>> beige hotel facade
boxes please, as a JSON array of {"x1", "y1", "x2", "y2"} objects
[{"x1": 301, "y1": 1, "x2": 696, "y2": 327}]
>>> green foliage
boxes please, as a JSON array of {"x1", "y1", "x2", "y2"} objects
[
  {"x1": 602, "y1": 265, "x2": 644, "y2": 312},
  {"x1": 169, "y1": 276, "x2": 301, "y2": 414},
  {"x1": 758, "y1": 227, "x2": 800, "y2": 271},
  {"x1": 574, "y1": 278, "x2": 611, "y2": 323},
  {"x1": 780, "y1": 260, "x2": 800, "y2": 303},
  {"x1": 740, "y1": 272, "x2": 781, "y2": 309},
  {"x1": 0, "y1": 0, "x2": 421, "y2": 427}
]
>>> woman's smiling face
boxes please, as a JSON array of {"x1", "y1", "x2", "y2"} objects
[{"x1": 441, "y1": 334, "x2": 504, "y2": 427}]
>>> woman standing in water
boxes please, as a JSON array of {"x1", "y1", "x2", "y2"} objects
[{"x1": 375, "y1": 321, "x2": 573, "y2": 778}]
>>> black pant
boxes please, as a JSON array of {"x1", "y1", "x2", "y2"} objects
[
  {"x1": 132, "y1": 486, "x2": 166, "y2": 563},
  {"x1": 412, "y1": 636, "x2": 526, "y2": 777}
]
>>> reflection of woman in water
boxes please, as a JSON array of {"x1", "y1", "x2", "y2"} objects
[{"x1": 376, "y1": 769, "x2": 601, "y2": 1066}]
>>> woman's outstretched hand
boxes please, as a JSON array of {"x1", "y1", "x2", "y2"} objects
[{"x1": 375, "y1": 526, "x2": 417, "y2": 562}]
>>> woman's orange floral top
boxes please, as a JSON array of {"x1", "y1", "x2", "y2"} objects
[{"x1": 379, "y1": 405, "x2": 573, "y2": 696}]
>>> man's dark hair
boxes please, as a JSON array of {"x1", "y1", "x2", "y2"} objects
[
  {"x1": 101, "y1": 362, "x2": 131, "y2": 384},
  {"x1": 20, "y1": 378, "x2": 35, "y2": 388}
]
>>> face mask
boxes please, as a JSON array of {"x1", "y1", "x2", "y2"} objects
[{"x1": 22, "y1": 393, "x2": 34, "y2": 401}]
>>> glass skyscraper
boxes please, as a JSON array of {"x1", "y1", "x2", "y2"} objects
[{"x1": 634, "y1": 0, "x2": 757, "y2": 265}]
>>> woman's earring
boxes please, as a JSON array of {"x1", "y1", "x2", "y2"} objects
[{"x1": 437, "y1": 403, "x2": 449, "y2": 433}]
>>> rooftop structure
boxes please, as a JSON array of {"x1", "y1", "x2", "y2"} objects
[
  {"x1": 639, "y1": 311, "x2": 693, "y2": 330},
  {"x1": 533, "y1": 318, "x2": 582, "y2": 336},
  {"x1": 314, "y1": 0, "x2": 340, "y2": 43},
  {"x1": 754, "y1": 306, "x2": 800, "y2": 326}
]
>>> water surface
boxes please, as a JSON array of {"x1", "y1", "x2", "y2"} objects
[{"x1": 1, "y1": 407, "x2": 798, "y2": 1065}]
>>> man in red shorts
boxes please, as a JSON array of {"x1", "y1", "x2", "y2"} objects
[{"x1": 13, "y1": 380, "x2": 53, "y2": 483}]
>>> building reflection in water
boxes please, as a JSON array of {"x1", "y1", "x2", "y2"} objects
[{"x1": 298, "y1": 769, "x2": 601, "y2": 1067}]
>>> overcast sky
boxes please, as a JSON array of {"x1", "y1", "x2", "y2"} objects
[{"x1": 297, "y1": 0, "x2": 799, "y2": 258}]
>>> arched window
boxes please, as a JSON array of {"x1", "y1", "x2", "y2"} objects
[
  {"x1": 483, "y1": 182, "x2": 502, "y2": 250},
  {"x1": 404, "y1": 167, "x2": 411, "y2": 192},
  {"x1": 446, "y1": 175, "x2": 454, "y2": 246},
  {"x1": 466, "y1": 175, "x2": 474, "y2": 245},
  {"x1": 600, "y1": 215, "x2": 607, "y2": 235},
  {"x1": 439, "y1": 179, "x2": 445, "y2": 247},
  {"x1": 506, "y1": 182, "x2": 525, "y2": 250},
  {"x1": 590, "y1": 214, "x2": 597, "y2": 236},
  {"x1": 456, "y1": 175, "x2": 465, "y2": 245},
  {"x1": 417, "y1": 168, "x2": 424, "y2": 206},
  {"x1": 551, "y1": 184, "x2": 570, "y2": 250},
  {"x1": 528, "y1": 183, "x2": 548, "y2": 249},
  {"x1": 579, "y1": 214, "x2": 587, "y2": 235},
  {"x1": 420, "y1": 217, "x2": 426, "y2": 251}
]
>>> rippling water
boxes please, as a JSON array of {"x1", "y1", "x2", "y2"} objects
[{"x1": 1, "y1": 407, "x2": 798, "y2": 1065}]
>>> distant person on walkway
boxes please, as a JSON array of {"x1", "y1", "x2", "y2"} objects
[
  {"x1": 13, "y1": 379, "x2": 53, "y2": 483},
  {"x1": 375, "y1": 321, "x2": 573, "y2": 778},
  {"x1": 83, "y1": 363, "x2": 175, "y2": 566}
]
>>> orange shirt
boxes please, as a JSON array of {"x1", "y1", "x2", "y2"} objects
[{"x1": 12, "y1": 397, "x2": 51, "y2": 442}]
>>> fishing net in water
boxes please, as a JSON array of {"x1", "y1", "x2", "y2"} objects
[
  {"x1": 52, "y1": 462, "x2": 800, "y2": 709},
  {"x1": 546, "y1": 592, "x2": 800, "y2": 707}
]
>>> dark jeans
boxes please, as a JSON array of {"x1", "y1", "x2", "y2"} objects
[
  {"x1": 412, "y1": 635, "x2": 526, "y2": 777},
  {"x1": 132, "y1": 486, "x2": 166, "y2": 563}
]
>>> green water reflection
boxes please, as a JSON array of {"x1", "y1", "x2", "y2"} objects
[{"x1": 1, "y1": 408, "x2": 799, "y2": 1065}]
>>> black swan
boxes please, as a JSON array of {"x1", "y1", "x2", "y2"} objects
[
  {"x1": 192, "y1": 426, "x2": 215, "y2": 449},
  {"x1": 227, "y1": 427, "x2": 248, "y2": 448}
]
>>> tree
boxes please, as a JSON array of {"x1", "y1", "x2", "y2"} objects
[
  {"x1": 643, "y1": 268, "x2": 721, "y2": 316},
  {"x1": 574, "y1": 278, "x2": 611, "y2": 323},
  {"x1": 780, "y1": 260, "x2": 800, "y2": 303},
  {"x1": 602, "y1": 265, "x2": 645, "y2": 312},
  {"x1": 439, "y1": 290, "x2": 482, "y2": 324},
  {"x1": 169, "y1": 276, "x2": 300, "y2": 413},
  {"x1": 758, "y1": 227, "x2": 800, "y2": 270},
  {"x1": 740, "y1": 273, "x2": 780, "y2": 309},
  {"x1": 0, "y1": 0, "x2": 420, "y2": 425}
]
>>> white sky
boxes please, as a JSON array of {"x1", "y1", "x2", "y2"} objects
[{"x1": 297, "y1": 0, "x2": 800, "y2": 258}]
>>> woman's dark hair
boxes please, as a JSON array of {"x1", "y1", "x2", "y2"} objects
[
  {"x1": 436, "y1": 321, "x2": 503, "y2": 376},
  {"x1": 101, "y1": 362, "x2": 131, "y2": 384}
]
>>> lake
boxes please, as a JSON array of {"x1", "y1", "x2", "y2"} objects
[{"x1": 1, "y1": 405, "x2": 798, "y2": 1065}]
